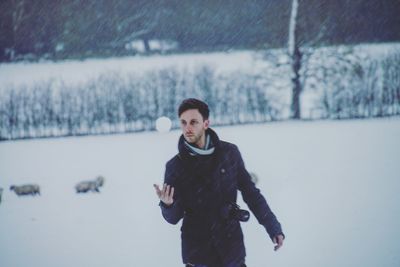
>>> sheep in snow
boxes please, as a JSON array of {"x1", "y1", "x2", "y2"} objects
[
  {"x1": 9, "y1": 184, "x2": 40, "y2": 196},
  {"x1": 75, "y1": 176, "x2": 105, "y2": 193}
]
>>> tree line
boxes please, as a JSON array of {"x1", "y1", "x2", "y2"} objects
[
  {"x1": 1, "y1": 45, "x2": 399, "y2": 141},
  {"x1": 0, "y1": 67, "x2": 278, "y2": 140},
  {"x1": 1, "y1": 0, "x2": 399, "y2": 61}
]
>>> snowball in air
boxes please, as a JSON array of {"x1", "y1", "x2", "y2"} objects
[{"x1": 155, "y1": 116, "x2": 172, "y2": 133}]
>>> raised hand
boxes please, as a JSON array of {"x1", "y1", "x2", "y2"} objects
[{"x1": 153, "y1": 183, "x2": 175, "y2": 206}]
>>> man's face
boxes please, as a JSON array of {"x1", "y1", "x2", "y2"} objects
[{"x1": 179, "y1": 109, "x2": 209, "y2": 147}]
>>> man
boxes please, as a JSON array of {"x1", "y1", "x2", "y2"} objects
[{"x1": 154, "y1": 98, "x2": 284, "y2": 267}]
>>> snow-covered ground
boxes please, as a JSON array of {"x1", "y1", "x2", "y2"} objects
[
  {"x1": 1, "y1": 42, "x2": 398, "y2": 90},
  {"x1": 1, "y1": 117, "x2": 400, "y2": 267},
  {"x1": 0, "y1": 50, "x2": 262, "y2": 89}
]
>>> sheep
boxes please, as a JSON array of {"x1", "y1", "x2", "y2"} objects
[
  {"x1": 0, "y1": 187, "x2": 3, "y2": 203},
  {"x1": 9, "y1": 184, "x2": 40, "y2": 196},
  {"x1": 75, "y1": 176, "x2": 105, "y2": 193}
]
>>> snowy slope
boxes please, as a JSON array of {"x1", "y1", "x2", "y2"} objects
[
  {"x1": 1, "y1": 43, "x2": 398, "y2": 90},
  {"x1": 0, "y1": 51, "x2": 260, "y2": 89},
  {"x1": 1, "y1": 117, "x2": 400, "y2": 267}
]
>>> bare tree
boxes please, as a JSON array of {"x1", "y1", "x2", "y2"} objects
[
  {"x1": 112, "y1": 1, "x2": 164, "y2": 53},
  {"x1": 7, "y1": 0, "x2": 32, "y2": 60},
  {"x1": 288, "y1": 0, "x2": 302, "y2": 119}
]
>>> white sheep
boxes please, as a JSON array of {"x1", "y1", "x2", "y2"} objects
[
  {"x1": 9, "y1": 184, "x2": 40, "y2": 196},
  {"x1": 75, "y1": 176, "x2": 105, "y2": 193}
]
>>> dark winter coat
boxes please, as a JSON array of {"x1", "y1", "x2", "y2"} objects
[{"x1": 160, "y1": 128, "x2": 283, "y2": 266}]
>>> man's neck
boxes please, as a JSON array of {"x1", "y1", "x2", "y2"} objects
[{"x1": 195, "y1": 135, "x2": 206, "y2": 149}]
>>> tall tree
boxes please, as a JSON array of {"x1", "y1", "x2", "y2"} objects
[
  {"x1": 0, "y1": 0, "x2": 33, "y2": 60},
  {"x1": 288, "y1": 0, "x2": 302, "y2": 119}
]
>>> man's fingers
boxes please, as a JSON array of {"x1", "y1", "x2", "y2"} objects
[
  {"x1": 166, "y1": 184, "x2": 171, "y2": 197},
  {"x1": 166, "y1": 185, "x2": 174, "y2": 202},
  {"x1": 155, "y1": 183, "x2": 174, "y2": 203},
  {"x1": 153, "y1": 184, "x2": 160, "y2": 192},
  {"x1": 273, "y1": 237, "x2": 280, "y2": 251},
  {"x1": 166, "y1": 186, "x2": 174, "y2": 203},
  {"x1": 153, "y1": 184, "x2": 162, "y2": 197},
  {"x1": 275, "y1": 242, "x2": 282, "y2": 251},
  {"x1": 274, "y1": 241, "x2": 281, "y2": 251},
  {"x1": 273, "y1": 235, "x2": 284, "y2": 251}
]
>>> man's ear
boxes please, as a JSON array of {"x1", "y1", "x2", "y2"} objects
[{"x1": 204, "y1": 119, "x2": 210, "y2": 129}]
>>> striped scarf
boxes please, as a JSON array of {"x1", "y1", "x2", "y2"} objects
[{"x1": 184, "y1": 134, "x2": 215, "y2": 156}]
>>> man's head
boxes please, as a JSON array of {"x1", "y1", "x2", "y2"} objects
[
  {"x1": 178, "y1": 98, "x2": 209, "y2": 120},
  {"x1": 178, "y1": 98, "x2": 210, "y2": 147}
]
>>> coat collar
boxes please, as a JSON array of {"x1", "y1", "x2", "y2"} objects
[{"x1": 178, "y1": 128, "x2": 220, "y2": 159}]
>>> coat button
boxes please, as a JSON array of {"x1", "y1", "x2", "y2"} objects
[{"x1": 221, "y1": 168, "x2": 226, "y2": 174}]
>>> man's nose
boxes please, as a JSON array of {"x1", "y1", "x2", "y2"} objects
[{"x1": 184, "y1": 124, "x2": 193, "y2": 133}]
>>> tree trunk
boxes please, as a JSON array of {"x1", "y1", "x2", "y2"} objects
[
  {"x1": 10, "y1": 0, "x2": 27, "y2": 60},
  {"x1": 143, "y1": 38, "x2": 150, "y2": 53},
  {"x1": 288, "y1": 0, "x2": 302, "y2": 119}
]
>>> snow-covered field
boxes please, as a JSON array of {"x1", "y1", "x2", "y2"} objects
[
  {"x1": 1, "y1": 117, "x2": 400, "y2": 267},
  {"x1": 1, "y1": 43, "x2": 398, "y2": 90},
  {"x1": 0, "y1": 50, "x2": 261, "y2": 89}
]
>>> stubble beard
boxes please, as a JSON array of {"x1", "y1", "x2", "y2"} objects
[{"x1": 184, "y1": 131, "x2": 205, "y2": 148}]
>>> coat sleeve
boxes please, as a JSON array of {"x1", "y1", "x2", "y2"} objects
[
  {"x1": 159, "y1": 159, "x2": 184, "y2": 225},
  {"x1": 234, "y1": 146, "x2": 285, "y2": 240}
]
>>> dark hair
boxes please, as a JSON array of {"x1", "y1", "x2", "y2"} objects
[{"x1": 178, "y1": 98, "x2": 210, "y2": 120}]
